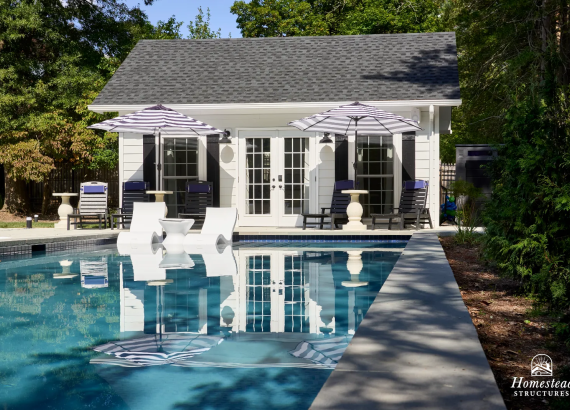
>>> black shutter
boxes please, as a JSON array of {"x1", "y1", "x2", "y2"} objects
[
  {"x1": 206, "y1": 135, "x2": 220, "y2": 207},
  {"x1": 143, "y1": 135, "x2": 156, "y2": 190},
  {"x1": 334, "y1": 134, "x2": 349, "y2": 181},
  {"x1": 402, "y1": 132, "x2": 416, "y2": 182}
]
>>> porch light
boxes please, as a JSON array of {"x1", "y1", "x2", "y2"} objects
[
  {"x1": 319, "y1": 132, "x2": 333, "y2": 144},
  {"x1": 219, "y1": 129, "x2": 232, "y2": 144}
]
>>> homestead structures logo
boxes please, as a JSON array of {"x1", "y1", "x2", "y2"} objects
[
  {"x1": 511, "y1": 354, "x2": 569, "y2": 398},
  {"x1": 531, "y1": 354, "x2": 553, "y2": 376}
]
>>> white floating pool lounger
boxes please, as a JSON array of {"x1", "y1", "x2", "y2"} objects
[
  {"x1": 183, "y1": 207, "x2": 237, "y2": 247},
  {"x1": 117, "y1": 202, "x2": 166, "y2": 247}
]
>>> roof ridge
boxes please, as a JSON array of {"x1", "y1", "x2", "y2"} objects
[{"x1": 138, "y1": 32, "x2": 456, "y2": 42}]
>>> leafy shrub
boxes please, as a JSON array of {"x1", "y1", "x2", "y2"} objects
[
  {"x1": 449, "y1": 179, "x2": 484, "y2": 244},
  {"x1": 482, "y1": 94, "x2": 570, "y2": 314}
]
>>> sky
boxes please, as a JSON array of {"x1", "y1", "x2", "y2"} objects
[{"x1": 123, "y1": 0, "x2": 243, "y2": 38}]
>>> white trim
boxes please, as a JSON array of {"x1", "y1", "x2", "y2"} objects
[
  {"x1": 88, "y1": 99, "x2": 462, "y2": 113},
  {"x1": 118, "y1": 133, "x2": 124, "y2": 209},
  {"x1": 393, "y1": 134, "x2": 402, "y2": 210},
  {"x1": 198, "y1": 136, "x2": 207, "y2": 180}
]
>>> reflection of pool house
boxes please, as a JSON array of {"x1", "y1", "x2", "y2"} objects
[
  {"x1": 119, "y1": 249, "x2": 398, "y2": 339},
  {"x1": 89, "y1": 33, "x2": 460, "y2": 227}
]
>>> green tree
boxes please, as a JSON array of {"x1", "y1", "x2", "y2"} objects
[
  {"x1": 0, "y1": 0, "x2": 159, "y2": 214},
  {"x1": 188, "y1": 7, "x2": 223, "y2": 39},
  {"x1": 441, "y1": 0, "x2": 570, "y2": 317},
  {"x1": 230, "y1": 0, "x2": 444, "y2": 37}
]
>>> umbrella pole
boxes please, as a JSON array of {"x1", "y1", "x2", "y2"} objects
[
  {"x1": 157, "y1": 130, "x2": 162, "y2": 190},
  {"x1": 354, "y1": 119, "x2": 359, "y2": 186}
]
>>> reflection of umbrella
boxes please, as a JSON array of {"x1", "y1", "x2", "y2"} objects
[
  {"x1": 289, "y1": 102, "x2": 421, "y2": 181},
  {"x1": 88, "y1": 105, "x2": 223, "y2": 189},
  {"x1": 289, "y1": 336, "x2": 351, "y2": 369},
  {"x1": 91, "y1": 334, "x2": 223, "y2": 367}
]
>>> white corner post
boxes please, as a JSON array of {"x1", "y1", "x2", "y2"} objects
[{"x1": 429, "y1": 105, "x2": 440, "y2": 227}]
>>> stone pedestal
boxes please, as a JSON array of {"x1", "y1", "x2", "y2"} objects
[
  {"x1": 53, "y1": 193, "x2": 78, "y2": 229},
  {"x1": 341, "y1": 190, "x2": 369, "y2": 231}
]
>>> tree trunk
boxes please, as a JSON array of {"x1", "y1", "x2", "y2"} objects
[
  {"x1": 41, "y1": 174, "x2": 53, "y2": 215},
  {"x1": 1, "y1": 169, "x2": 30, "y2": 215}
]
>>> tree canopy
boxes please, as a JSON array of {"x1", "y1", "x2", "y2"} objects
[
  {"x1": 0, "y1": 0, "x2": 221, "y2": 213},
  {"x1": 230, "y1": 0, "x2": 444, "y2": 37}
]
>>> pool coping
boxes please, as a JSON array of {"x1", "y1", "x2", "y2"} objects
[{"x1": 310, "y1": 232, "x2": 506, "y2": 410}]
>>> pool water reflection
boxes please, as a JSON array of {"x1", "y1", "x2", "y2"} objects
[{"x1": 0, "y1": 241, "x2": 405, "y2": 410}]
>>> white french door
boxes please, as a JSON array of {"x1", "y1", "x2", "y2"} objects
[{"x1": 238, "y1": 130, "x2": 315, "y2": 227}]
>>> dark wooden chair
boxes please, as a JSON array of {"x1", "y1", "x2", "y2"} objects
[
  {"x1": 302, "y1": 180, "x2": 353, "y2": 230},
  {"x1": 371, "y1": 180, "x2": 433, "y2": 230},
  {"x1": 67, "y1": 181, "x2": 109, "y2": 230},
  {"x1": 111, "y1": 181, "x2": 150, "y2": 229},
  {"x1": 178, "y1": 181, "x2": 213, "y2": 228}
]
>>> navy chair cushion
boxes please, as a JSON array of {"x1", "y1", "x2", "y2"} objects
[
  {"x1": 83, "y1": 185, "x2": 106, "y2": 194},
  {"x1": 187, "y1": 184, "x2": 211, "y2": 193},
  {"x1": 124, "y1": 181, "x2": 148, "y2": 191},
  {"x1": 404, "y1": 180, "x2": 428, "y2": 190},
  {"x1": 334, "y1": 180, "x2": 354, "y2": 191}
]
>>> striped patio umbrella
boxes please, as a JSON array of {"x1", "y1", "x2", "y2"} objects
[
  {"x1": 289, "y1": 336, "x2": 351, "y2": 369},
  {"x1": 288, "y1": 102, "x2": 422, "y2": 181},
  {"x1": 91, "y1": 334, "x2": 223, "y2": 367},
  {"x1": 88, "y1": 104, "x2": 224, "y2": 189}
]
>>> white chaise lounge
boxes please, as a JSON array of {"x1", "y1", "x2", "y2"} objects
[
  {"x1": 183, "y1": 207, "x2": 237, "y2": 247},
  {"x1": 117, "y1": 202, "x2": 166, "y2": 247}
]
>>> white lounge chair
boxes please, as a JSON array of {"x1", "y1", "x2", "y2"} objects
[
  {"x1": 117, "y1": 202, "x2": 166, "y2": 247},
  {"x1": 183, "y1": 207, "x2": 237, "y2": 247}
]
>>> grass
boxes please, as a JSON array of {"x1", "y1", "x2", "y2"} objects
[{"x1": 0, "y1": 222, "x2": 55, "y2": 228}]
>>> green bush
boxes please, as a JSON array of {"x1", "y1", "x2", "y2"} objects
[
  {"x1": 482, "y1": 94, "x2": 570, "y2": 313},
  {"x1": 449, "y1": 179, "x2": 484, "y2": 244}
]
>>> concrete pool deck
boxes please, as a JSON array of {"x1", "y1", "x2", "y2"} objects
[{"x1": 311, "y1": 233, "x2": 505, "y2": 410}]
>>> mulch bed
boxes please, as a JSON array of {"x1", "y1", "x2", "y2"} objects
[{"x1": 440, "y1": 237, "x2": 569, "y2": 410}]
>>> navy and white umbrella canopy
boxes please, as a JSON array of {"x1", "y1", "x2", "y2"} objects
[
  {"x1": 289, "y1": 102, "x2": 422, "y2": 181},
  {"x1": 288, "y1": 102, "x2": 421, "y2": 136},
  {"x1": 88, "y1": 104, "x2": 224, "y2": 189},
  {"x1": 87, "y1": 104, "x2": 224, "y2": 135}
]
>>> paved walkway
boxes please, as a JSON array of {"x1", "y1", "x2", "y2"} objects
[{"x1": 311, "y1": 233, "x2": 506, "y2": 410}]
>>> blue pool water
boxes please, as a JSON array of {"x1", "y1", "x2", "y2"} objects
[{"x1": 0, "y1": 241, "x2": 405, "y2": 409}]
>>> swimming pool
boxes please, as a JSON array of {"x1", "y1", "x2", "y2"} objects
[{"x1": 0, "y1": 241, "x2": 405, "y2": 409}]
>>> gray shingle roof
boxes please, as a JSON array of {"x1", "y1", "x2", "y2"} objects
[{"x1": 92, "y1": 33, "x2": 460, "y2": 106}]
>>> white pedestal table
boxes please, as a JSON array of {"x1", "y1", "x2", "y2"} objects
[
  {"x1": 52, "y1": 193, "x2": 78, "y2": 229},
  {"x1": 341, "y1": 190, "x2": 369, "y2": 231}
]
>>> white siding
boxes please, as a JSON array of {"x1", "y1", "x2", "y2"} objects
[
  {"x1": 317, "y1": 145, "x2": 335, "y2": 212},
  {"x1": 122, "y1": 133, "x2": 144, "y2": 181},
  {"x1": 413, "y1": 109, "x2": 440, "y2": 227},
  {"x1": 219, "y1": 144, "x2": 238, "y2": 208},
  {"x1": 112, "y1": 105, "x2": 447, "y2": 228}
]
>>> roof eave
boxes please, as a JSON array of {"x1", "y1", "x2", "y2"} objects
[{"x1": 88, "y1": 99, "x2": 462, "y2": 114}]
